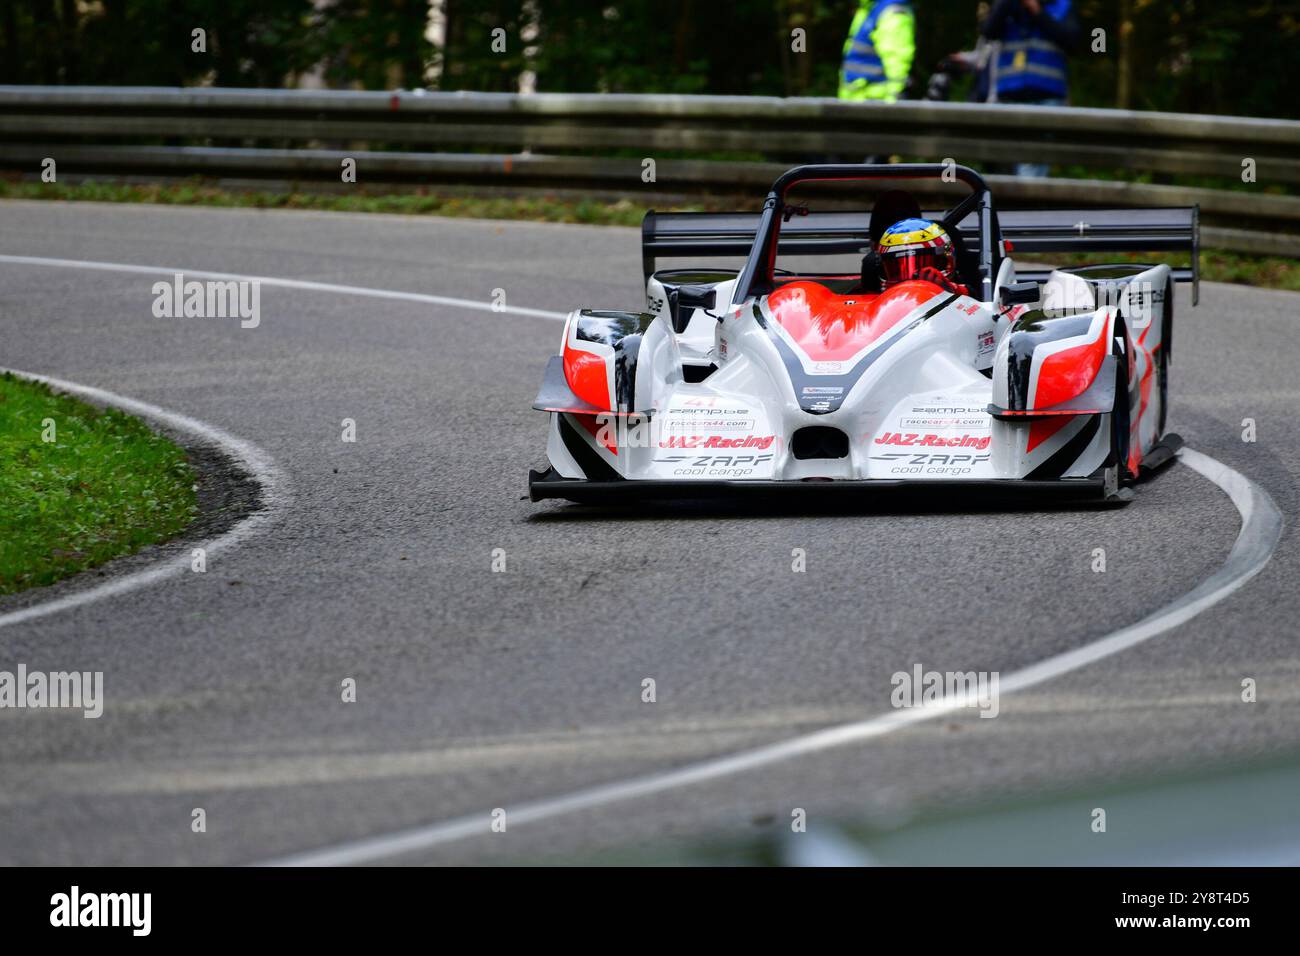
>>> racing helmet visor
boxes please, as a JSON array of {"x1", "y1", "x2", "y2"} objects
[{"x1": 880, "y1": 246, "x2": 951, "y2": 284}]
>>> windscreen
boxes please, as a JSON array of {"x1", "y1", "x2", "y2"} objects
[{"x1": 772, "y1": 178, "x2": 973, "y2": 289}]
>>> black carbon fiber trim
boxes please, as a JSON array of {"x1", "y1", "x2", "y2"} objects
[
  {"x1": 574, "y1": 310, "x2": 655, "y2": 412},
  {"x1": 558, "y1": 413, "x2": 621, "y2": 482},
  {"x1": 1025, "y1": 415, "x2": 1102, "y2": 481}
]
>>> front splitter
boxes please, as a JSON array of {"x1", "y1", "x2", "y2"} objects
[{"x1": 528, "y1": 467, "x2": 1109, "y2": 504}]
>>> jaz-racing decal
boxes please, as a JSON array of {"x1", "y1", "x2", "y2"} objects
[
  {"x1": 659, "y1": 435, "x2": 776, "y2": 450},
  {"x1": 870, "y1": 396, "x2": 996, "y2": 476},
  {"x1": 874, "y1": 432, "x2": 992, "y2": 450},
  {"x1": 652, "y1": 396, "x2": 777, "y2": 475}
]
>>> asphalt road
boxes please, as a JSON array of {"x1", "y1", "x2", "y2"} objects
[{"x1": 0, "y1": 199, "x2": 1297, "y2": 865}]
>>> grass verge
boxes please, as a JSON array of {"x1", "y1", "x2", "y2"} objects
[
  {"x1": 2, "y1": 178, "x2": 1297, "y2": 291},
  {"x1": 0, "y1": 372, "x2": 198, "y2": 595}
]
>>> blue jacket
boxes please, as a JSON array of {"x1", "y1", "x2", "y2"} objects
[{"x1": 983, "y1": 0, "x2": 1075, "y2": 101}]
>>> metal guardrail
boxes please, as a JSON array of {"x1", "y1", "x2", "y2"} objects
[{"x1": 2, "y1": 86, "x2": 1299, "y2": 257}]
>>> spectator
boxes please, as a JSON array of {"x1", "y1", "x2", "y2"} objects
[
  {"x1": 981, "y1": 0, "x2": 1081, "y2": 175},
  {"x1": 970, "y1": 2, "x2": 994, "y2": 103},
  {"x1": 839, "y1": 0, "x2": 916, "y2": 103}
]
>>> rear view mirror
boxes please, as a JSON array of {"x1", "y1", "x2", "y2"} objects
[
  {"x1": 676, "y1": 285, "x2": 716, "y2": 310},
  {"x1": 666, "y1": 284, "x2": 717, "y2": 332},
  {"x1": 999, "y1": 281, "x2": 1039, "y2": 307}
]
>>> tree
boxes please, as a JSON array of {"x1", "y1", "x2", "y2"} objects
[{"x1": 0, "y1": 0, "x2": 1296, "y2": 119}]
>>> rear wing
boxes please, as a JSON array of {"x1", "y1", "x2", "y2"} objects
[
  {"x1": 993, "y1": 207, "x2": 1200, "y2": 305},
  {"x1": 641, "y1": 205, "x2": 1200, "y2": 305}
]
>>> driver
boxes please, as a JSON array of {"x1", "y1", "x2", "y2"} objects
[{"x1": 877, "y1": 218, "x2": 969, "y2": 295}]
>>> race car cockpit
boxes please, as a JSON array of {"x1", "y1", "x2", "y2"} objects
[{"x1": 857, "y1": 188, "x2": 922, "y2": 294}]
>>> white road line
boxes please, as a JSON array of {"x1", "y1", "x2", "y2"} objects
[
  {"x1": 0, "y1": 253, "x2": 568, "y2": 321},
  {"x1": 0, "y1": 368, "x2": 290, "y2": 631},
  {"x1": 260, "y1": 448, "x2": 1282, "y2": 866}
]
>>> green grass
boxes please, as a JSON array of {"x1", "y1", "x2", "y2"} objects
[
  {"x1": 3, "y1": 178, "x2": 1297, "y2": 290},
  {"x1": 0, "y1": 178, "x2": 652, "y2": 227},
  {"x1": 0, "y1": 373, "x2": 198, "y2": 595}
]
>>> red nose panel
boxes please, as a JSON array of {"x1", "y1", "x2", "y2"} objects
[{"x1": 767, "y1": 280, "x2": 941, "y2": 363}]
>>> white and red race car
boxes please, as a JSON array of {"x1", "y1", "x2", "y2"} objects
[{"x1": 529, "y1": 164, "x2": 1197, "y2": 503}]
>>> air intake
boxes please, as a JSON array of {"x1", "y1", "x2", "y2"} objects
[{"x1": 792, "y1": 426, "x2": 849, "y2": 460}]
